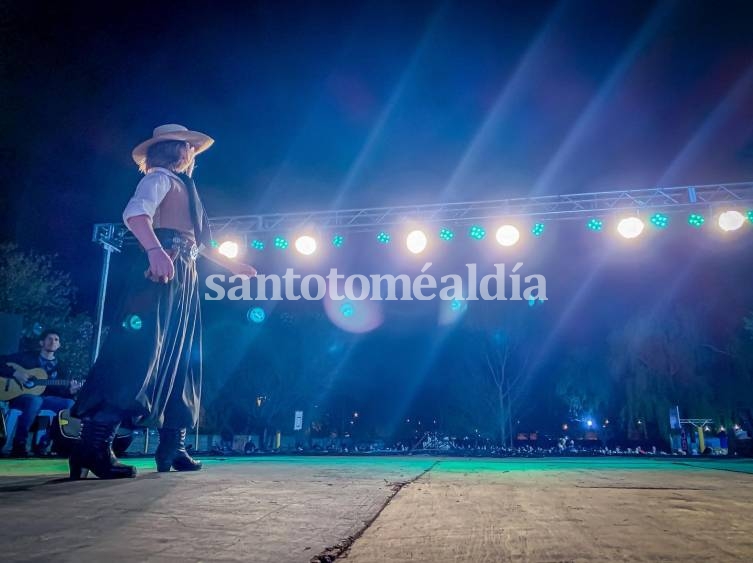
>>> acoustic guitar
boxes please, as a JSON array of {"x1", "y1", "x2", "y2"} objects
[{"x1": 0, "y1": 362, "x2": 79, "y2": 402}]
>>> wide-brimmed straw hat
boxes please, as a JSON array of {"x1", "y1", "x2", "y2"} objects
[{"x1": 131, "y1": 123, "x2": 214, "y2": 165}]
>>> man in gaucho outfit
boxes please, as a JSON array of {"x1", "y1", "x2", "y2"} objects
[{"x1": 71, "y1": 124, "x2": 257, "y2": 479}]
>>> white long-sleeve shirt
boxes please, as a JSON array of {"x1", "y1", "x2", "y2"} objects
[{"x1": 122, "y1": 167, "x2": 194, "y2": 237}]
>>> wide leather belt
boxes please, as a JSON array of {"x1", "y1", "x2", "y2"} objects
[{"x1": 154, "y1": 230, "x2": 199, "y2": 260}]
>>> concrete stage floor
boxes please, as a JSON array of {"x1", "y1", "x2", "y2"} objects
[{"x1": 2, "y1": 456, "x2": 753, "y2": 562}]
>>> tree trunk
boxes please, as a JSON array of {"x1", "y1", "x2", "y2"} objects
[
  {"x1": 506, "y1": 388, "x2": 514, "y2": 448},
  {"x1": 498, "y1": 387, "x2": 506, "y2": 445}
]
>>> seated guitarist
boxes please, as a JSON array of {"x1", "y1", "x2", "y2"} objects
[{"x1": 0, "y1": 329, "x2": 81, "y2": 457}]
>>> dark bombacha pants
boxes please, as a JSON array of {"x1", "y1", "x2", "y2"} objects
[{"x1": 73, "y1": 229, "x2": 202, "y2": 430}]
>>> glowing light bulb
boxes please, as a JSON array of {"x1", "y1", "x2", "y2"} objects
[
  {"x1": 617, "y1": 217, "x2": 645, "y2": 239},
  {"x1": 218, "y1": 240, "x2": 239, "y2": 258},
  {"x1": 406, "y1": 230, "x2": 428, "y2": 254},
  {"x1": 295, "y1": 236, "x2": 317, "y2": 255},
  {"x1": 718, "y1": 210, "x2": 745, "y2": 232},
  {"x1": 495, "y1": 225, "x2": 520, "y2": 247}
]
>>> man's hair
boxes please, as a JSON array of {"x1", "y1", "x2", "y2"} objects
[
  {"x1": 140, "y1": 140, "x2": 191, "y2": 174},
  {"x1": 39, "y1": 329, "x2": 60, "y2": 341}
]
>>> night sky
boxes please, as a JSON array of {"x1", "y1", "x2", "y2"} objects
[{"x1": 3, "y1": 1, "x2": 753, "y2": 427}]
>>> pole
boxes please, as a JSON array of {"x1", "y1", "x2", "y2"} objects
[
  {"x1": 195, "y1": 388, "x2": 201, "y2": 452},
  {"x1": 92, "y1": 227, "x2": 115, "y2": 365}
]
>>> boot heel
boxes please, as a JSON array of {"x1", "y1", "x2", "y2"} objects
[
  {"x1": 157, "y1": 428, "x2": 202, "y2": 472},
  {"x1": 75, "y1": 417, "x2": 137, "y2": 480},
  {"x1": 69, "y1": 459, "x2": 89, "y2": 480}
]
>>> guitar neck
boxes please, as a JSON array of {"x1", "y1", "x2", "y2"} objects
[
  {"x1": 4, "y1": 364, "x2": 75, "y2": 387},
  {"x1": 1, "y1": 377, "x2": 73, "y2": 386}
]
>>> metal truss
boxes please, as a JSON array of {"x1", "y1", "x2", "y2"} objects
[
  {"x1": 89, "y1": 181, "x2": 753, "y2": 375},
  {"x1": 87, "y1": 181, "x2": 753, "y2": 442},
  {"x1": 93, "y1": 181, "x2": 753, "y2": 247}
]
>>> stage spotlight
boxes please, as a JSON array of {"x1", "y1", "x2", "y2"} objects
[
  {"x1": 617, "y1": 217, "x2": 644, "y2": 239},
  {"x1": 439, "y1": 227, "x2": 454, "y2": 241},
  {"x1": 406, "y1": 230, "x2": 428, "y2": 254},
  {"x1": 748, "y1": 210, "x2": 753, "y2": 224},
  {"x1": 531, "y1": 223, "x2": 545, "y2": 237},
  {"x1": 650, "y1": 213, "x2": 669, "y2": 229},
  {"x1": 376, "y1": 231, "x2": 391, "y2": 244},
  {"x1": 469, "y1": 225, "x2": 486, "y2": 240},
  {"x1": 340, "y1": 302, "x2": 355, "y2": 318},
  {"x1": 688, "y1": 213, "x2": 705, "y2": 228},
  {"x1": 450, "y1": 298, "x2": 463, "y2": 312},
  {"x1": 218, "y1": 240, "x2": 239, "y2": 258},
  {"x1": 495, "y1": 225, "x2": 520, "y2": 247},
  {"x1": 251, "y1": 239, "x2": 265, "y2": 251},
  {"x1": 246, "y1": 307, "x2": 266, "y2": 324},
  {"x1": 122, "y1": 314, "x2": 142, "y2": 331},
  {"x1": 332, "y1": 234, "x2": 345, "y2": 248},
  {"x1": 295, "y1": 235, "x2": 317, "y2": 255},
  {"x1": 718, "y1": 210, "x2": 745, "y2": 232},
  {"x1": 586, "y1": 419, "x2": 593, "y2": 428},
  {"x1": 274, "y1": 236, "x2": 289, "y2": 249},
  {"x1": 586, "y1": 218, "x2": 603, "y2": 231}
]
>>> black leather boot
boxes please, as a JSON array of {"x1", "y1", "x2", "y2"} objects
[
  {"x1": 155, "y1": 428, "x2": 202, "y2": 472},
  {"x1": 69, "y1": 418, "x2": 137, "y2": 480}
]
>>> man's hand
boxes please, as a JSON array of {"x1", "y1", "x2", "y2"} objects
[
  {"x1": 69, "y1": 380, "x2": 83, "y2": 395},
  {"x1": 12, "y1": 369, "x2": 29, "y2": 386},
  {"x1": 229, "y1": 263, "x2": 258, "y2": 278},
  {"x1": 145, "y1": 248, "x2": 175, "y2": 283}
]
